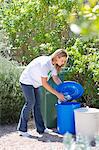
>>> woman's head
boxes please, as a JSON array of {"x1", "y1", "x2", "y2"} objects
[{"x1": 51, "y1": 49, "x2": 68, "y2": 72}]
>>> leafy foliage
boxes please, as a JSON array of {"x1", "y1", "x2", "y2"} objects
[
  {"x1": 72, "y1": 0, "x2": 99, "y2": 36},
  {"x1": 64, "y1": 38, "x2": 99, "y2": 107},
  {"x1": 0, "y1": 0, "x2": 98, "y2": 63},
  {"x1": 0, "y1": 29, "x2": 11, "y2": 58},
  {"x1": 0, "y1": 0, "x2": 77, "y2": 63},
  {"x1": 0, "y1": 56, "x2": 24, "y2": 124}
]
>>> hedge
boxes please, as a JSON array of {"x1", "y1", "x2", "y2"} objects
[{"x1": 0, "y1": 56, "x2": 24, "y2": 124}]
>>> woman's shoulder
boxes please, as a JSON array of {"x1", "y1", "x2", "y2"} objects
[{"x1": 35, "y1": 55, "x2": 50, "y2": 63}]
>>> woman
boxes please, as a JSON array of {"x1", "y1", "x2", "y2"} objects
[{"x1": 17, "y1": 49, "x2": 68, "y2": 137}]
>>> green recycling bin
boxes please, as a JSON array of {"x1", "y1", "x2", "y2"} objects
[
  {"x1": 39, "y1": 79, "x2": 57, "y2": 128},
  {"x1": 39, "y1": 68, "x2": 67, "y2": 128}
]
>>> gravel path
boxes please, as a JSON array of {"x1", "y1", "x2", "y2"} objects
[
  {"x1": 0, "y1": 121, "x2": 64, "y2": 150},
  {"x1": 0, "y1": 121, "x2": 98, "y2": 150}
]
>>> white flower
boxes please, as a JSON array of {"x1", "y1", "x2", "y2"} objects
[
  {"x1": 70, "y1": 24, "x2": 81, "y2": 34},
  {"x1": 92, "y1": 5, "x2": 99, "y2": 13}
]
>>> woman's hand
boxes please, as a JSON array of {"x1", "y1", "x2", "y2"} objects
[
  {"x1": 56, "y1": 92, "x2": 65, "y2": 101},
  {"x1": 41, "y1": 77, "x2": 65, "y2": 101}
]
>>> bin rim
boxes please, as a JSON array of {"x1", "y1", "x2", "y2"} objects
[
  {"x1": 55, "y1": 102, "x2": 81, "y2": 106},
  {"x1": 74, "y1": 107, "x2": 99, "y2": 114}
]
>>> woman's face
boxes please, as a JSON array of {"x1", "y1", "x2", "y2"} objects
[{"x1": 55, "y1": 56, "x2": 67, "y2": 67}]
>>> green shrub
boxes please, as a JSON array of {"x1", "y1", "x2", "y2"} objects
[
  {"x1": 64, "y1": 38, "x2": 99, "y2": 108},
  {"x1": 0, "y1": 0, "x2": 77, "y2": 64},
  {"x1": 0, "y1": 56, "x2": 24, "y2": 124},
  {"x1": 0, "y1": 29, "x2": 11, "y2": 58}
]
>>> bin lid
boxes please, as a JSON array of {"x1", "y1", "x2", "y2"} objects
[
  {"x1": 56, "y1": 81, "x2": 84, "y2": 100},
  {"x1": 74, "y1": 107, "x2": 99, "y2": 114}
]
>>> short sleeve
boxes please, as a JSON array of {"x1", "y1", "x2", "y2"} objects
[
  {"x1": 52, "y1": 68, "x2": 57, "y2": 76},
  {"x1": 41, "y1": 64, "x2": 49, "y2": 77}
]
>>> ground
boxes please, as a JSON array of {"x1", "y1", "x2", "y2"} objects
[
  {"x1": 0, "y1": 121, "x2": 64, "y2": 150},
  {"x1": 0, "y1": 121, "x2": 98, "y2": 150}
]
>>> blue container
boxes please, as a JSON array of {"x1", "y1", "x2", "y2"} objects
[
  {"x1": 56, "y1": 102, "x2": 81, "y2": 135},
  {"x1": 56, "y1": 81, "x2": 84, "y2": 101}
]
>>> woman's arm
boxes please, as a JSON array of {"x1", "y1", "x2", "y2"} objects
[
  {"x1": 41, "y1": 77, "x2": 65, "y2": 101},
  {"x1": 52, "y1": 75, "x2": 62, "y2": 85}
]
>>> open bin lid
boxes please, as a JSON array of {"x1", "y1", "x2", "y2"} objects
[{"x1": 56, "y1": 81, "x2": 84, "y2": 100}]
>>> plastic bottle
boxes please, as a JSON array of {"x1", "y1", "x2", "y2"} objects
[{"x1": 58, "y1": 94, "x2": 72, "y2": 104}]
